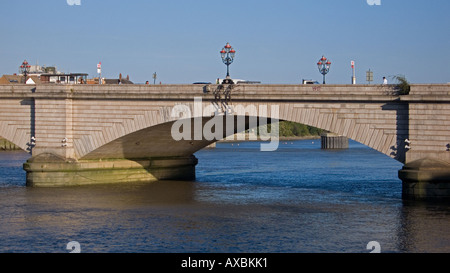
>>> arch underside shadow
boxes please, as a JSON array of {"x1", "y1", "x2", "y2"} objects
[
  {"x1": 0, "y1": 98, "x2": 35, "y2": 153},
  {"x1": 81, "y1": 113, "x2": 402, "y2": 163},
  {"x1": 0, "y1": 133, "x2": 28, "y2": 153},
  {"x1": 80, "y1": 116, "x2": 269, "y2": 160}
]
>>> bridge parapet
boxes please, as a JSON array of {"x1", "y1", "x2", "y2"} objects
[{"x1": 0, "y1": 83, "x2": 405, "y2": 100}]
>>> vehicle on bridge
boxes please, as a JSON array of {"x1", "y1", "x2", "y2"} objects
[{"x1": 302, "y1": 79, "x2": 319, "y2": 84}]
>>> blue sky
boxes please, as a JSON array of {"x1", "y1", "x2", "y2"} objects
[{"x1": 1, "y1": 0, "x2": 449, "y2": 84}]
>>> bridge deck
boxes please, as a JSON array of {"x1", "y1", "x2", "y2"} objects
[{"x1": 1, "y1": 84, "x2": 448, "y2": 102}]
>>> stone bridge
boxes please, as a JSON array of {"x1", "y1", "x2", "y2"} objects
[{"x1": 0, "y1": 84, "x2": 449, "y2": 199}]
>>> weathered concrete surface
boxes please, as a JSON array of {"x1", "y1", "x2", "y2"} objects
[
  {"x1": 399, "y1": 158, "x2": 450, "y2": 200},
  {"x1": 321, "y1": 133, "x2": 349, "y2": 149},
  {"x1": 23, "y1": 154, "x2": 197, "y2": 187},
  {"x1": 0, "y1": 83, "x2": 449, "y2": 198}
]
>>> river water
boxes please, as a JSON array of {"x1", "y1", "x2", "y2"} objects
[{"x1": 0, "y1": 140, "x2": 449, "y2": 253}]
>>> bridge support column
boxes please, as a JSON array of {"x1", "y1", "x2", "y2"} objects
[
  {"x1": 321, "y1": 133, "x2": 348, "y2": 149},
  {"x1": 23, "y1": 155, "x2": 198, "y2": 187},
  {"x1": 399, "y1": 158, "x2": 450, "y2": 200}
]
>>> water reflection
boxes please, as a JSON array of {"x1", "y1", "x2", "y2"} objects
[
  {"x1": 0, "y1": 143, "x2": 449, "y2": 253},
  {"x1": 397, "y1": 201, "x2": 450, "y2": 252}
]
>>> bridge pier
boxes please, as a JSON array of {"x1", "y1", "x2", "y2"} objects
[
  {"x1": 23, "y1": 155, "x2": 198, "y2": 187},
  {"x1": 320, "y1": 133, "x2": 349, "y2": 149},
  {"x1": 399, "y1": 158, "x2": 450, "y2": 200}
]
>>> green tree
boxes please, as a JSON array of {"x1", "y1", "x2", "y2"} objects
[
  {"x1": 392, "y1": 75, "x2": 410, "y2": 95},
  {"x1": 263, "y1": 121, "x2": 324, "y2": 137}
]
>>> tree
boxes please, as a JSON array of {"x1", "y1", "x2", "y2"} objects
[
  {"x1": 263, "y1": 121, "x2": 324, "y2": 137},
  {"x1": 392, "y1": 75, "x2": 410, "y2": 95}
]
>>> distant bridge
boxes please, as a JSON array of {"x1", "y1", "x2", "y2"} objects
[{"x1": 0, "y1": 83, "x2": 449, "y2": 199}]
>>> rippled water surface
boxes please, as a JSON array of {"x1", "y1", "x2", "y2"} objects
[{"x1": 0, "y1": 140, "x2": 449, "y2": 253}]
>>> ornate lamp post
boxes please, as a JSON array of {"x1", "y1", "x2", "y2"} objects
[
  {"x1": 20, "y1": 60, "x2": 31, "y2": 83},
  {"x1": 317, "y1": 55, "x2": 331, "y2": 84},
  {"x1": 220, "y1": 42, "x2": 236, "y2": 84}
]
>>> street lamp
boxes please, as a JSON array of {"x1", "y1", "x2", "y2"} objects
[
  {"x1": 317, "y1": 55, "x2": 331, "y2": 84},
  {"x1": 20, "y1": 60, "x2": 31, "y2": 83},
  {"x1": 153, "y1": 72, "x2": 157, "y2": 84},
  {"x1": 220, "y1": 42, "x2": 236, "y2": 84}
]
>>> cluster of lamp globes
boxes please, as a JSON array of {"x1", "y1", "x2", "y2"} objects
[
  {"x1": 20, "y1": 60, "x2": 31, "y2": 76},
  {"x1": 317, "y1": 55, "x2": 331, "y2": 84},
  {"x1": 219, "y1": 43, "x2": 332, "y2": 84},
  {"x1": 220, "y1": 42, "x2": 236, "y2": 64}
]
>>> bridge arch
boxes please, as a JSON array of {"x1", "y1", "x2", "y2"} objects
[
  {"x1": 275, "y1": 102, "x2": 405, "y2": 163},
  {"x1": 0, "y1": 134, "x2": 27, "y2": 152},
  {"x1": 79, "y1": 100, "x2": 405, "y2": 164}
]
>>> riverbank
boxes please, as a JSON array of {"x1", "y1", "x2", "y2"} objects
[
  {"x1": 218, "y1": 134, "x2": 321, "y2": 142},
  {"x1": 0, "y1": 135, "x2": 321, "y2": 151}
]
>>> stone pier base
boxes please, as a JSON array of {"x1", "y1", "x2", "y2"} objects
[
  {"x1": 23, "y1": 155, "x2": 198, "y2": 187},
  {"x1": 399, "y1": 158, "x2": 450, "y2": 200}
]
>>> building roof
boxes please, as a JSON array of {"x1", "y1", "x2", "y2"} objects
[
  {"x1": 104, "y1": 78, "x2": 134, "y2": 84},
  {"x1": 104, "y1": 74, "x2": 134, "y2": 84},
  {"x1": 0, "y1": 75, "x2": 24, "y2": 84},
  {"x1": 40, "y1": 73, "x2": 88, "y2": 77},
  {"x1": 26, "y1": 76, "x2": 41, "y2": 85}
]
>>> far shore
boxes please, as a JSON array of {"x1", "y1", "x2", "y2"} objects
[{"x1": 218, "y1": 135, "x2": 321, "y2": 143}]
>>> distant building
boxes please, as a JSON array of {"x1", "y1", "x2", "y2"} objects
[
  {"x1": 85, "y1": 74, "x2": 134, "y2": 85},
  {"x1": 2, "y1": 62, "x2": 135, "y2": 85},
  {"x1": 40, "y1": 73, "x2": 88, "y2": 84},
  {"x1": 0, "y1": 74, "x2": 41, "y2": 85},
  {"x1": 26, "y1": 76, "x2": 41, "y2": 85},
  {"x1": 103, "y1": 74, "x2": 133, "y2": 84},
  {"x1": 0, "y1": 73, "x2": 87, "y2": 85},
  {"x1": 0, "y1": 62, "x2": 89, "y2": 85},
  {"x1": 86, "y1": 77, "x2": 102, "y2": 85},
  {"x1": 23, "y1": 64, "x2": 62, "y2": 77},
  {"x1": 0, "y1": 74, "x2": 24, "y2": 84}
]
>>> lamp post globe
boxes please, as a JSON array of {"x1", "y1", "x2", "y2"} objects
[
  {"x1": 220, "y1": 42, "x2": 236, "y2": 84},
  {"x1": 317, "y1": 55, "x2": 331, "y2": 84},
  {"x1": 20, "y1": 60, "x2": 31, "y2": 83}
]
